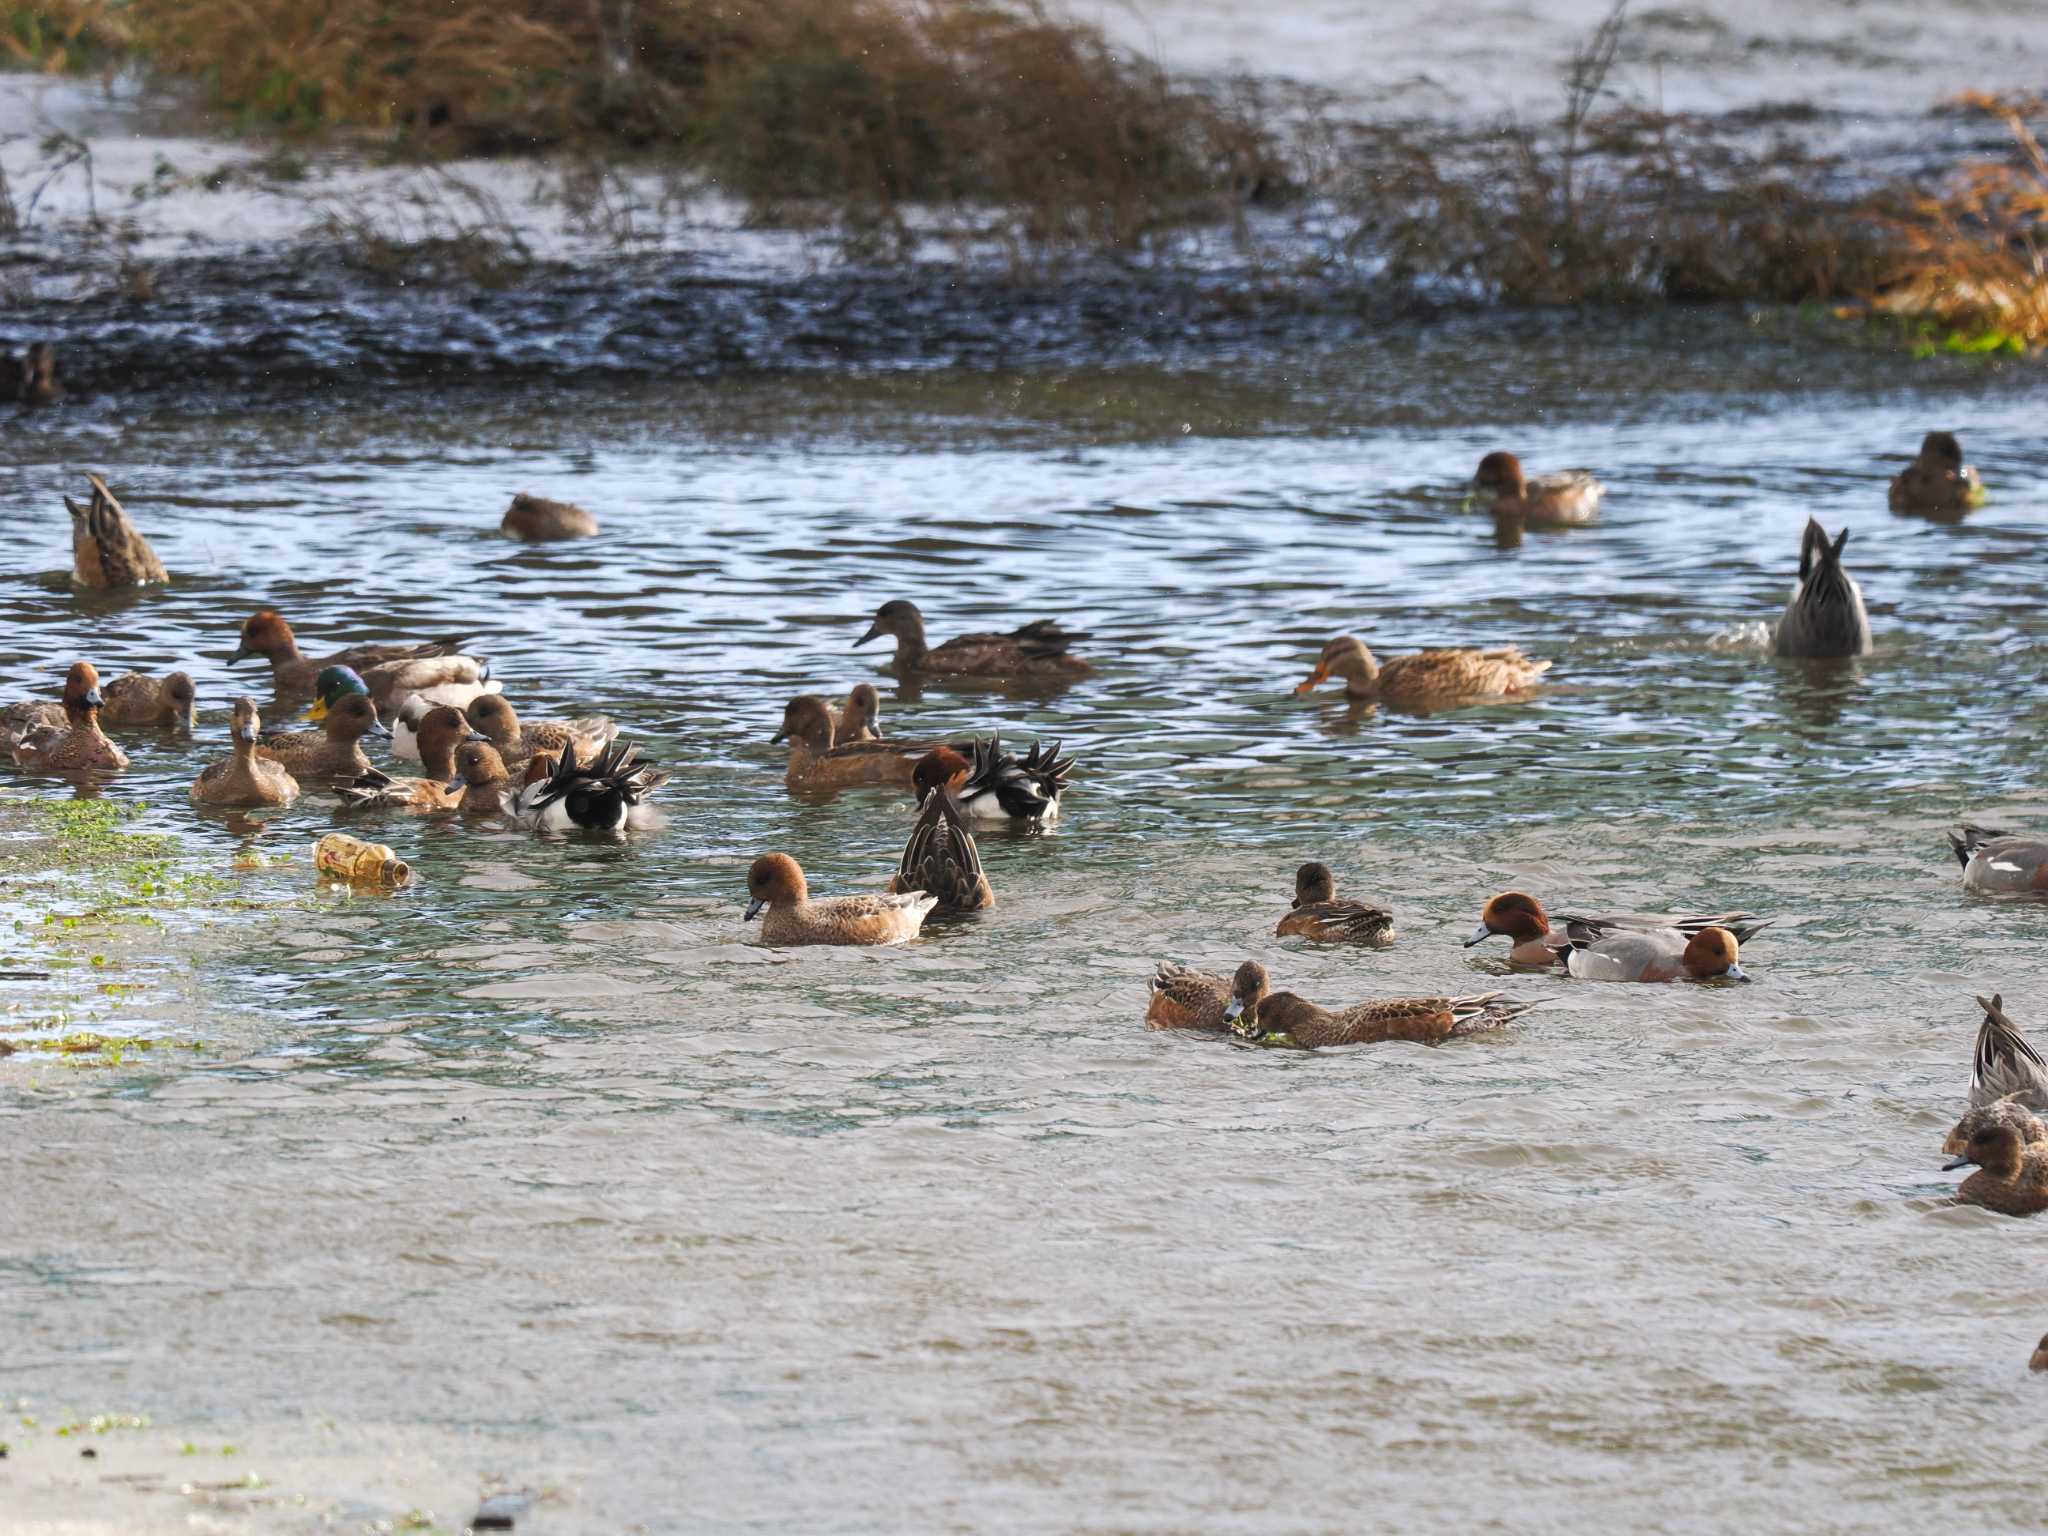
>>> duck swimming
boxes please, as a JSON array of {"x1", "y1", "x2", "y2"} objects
[
  {"x1": 837, "y1": 683, "x2": 882, "y2": 743},
  {"x1": 892, "y1": 783, "x2": 992, "y2": 914},
  {"x1": 1274, "y1": 861, "x2": 1393, "y2": 946},
  {"x1": 1471, "y1": 451, "x2": 1603, "y2": 528},
  {"x1": 501, "y1": 492, "x2": 599, "y2": 541},
  {"x1": 510, "y1": 738, "x2": 667, "y2": 833},
  {"x1": 1889, "y1": 431, "x2": 1984, "y2": 517},
  {"x1": 743, "y1": 852, "x2": 937, "y2": 946},
  {"x1": 100, "y1": 670, "x2": 196, "y2": 731},
  {"x1": 230, "y1": 610, "x2": 483, "y2": 703},
  {"x1": 1774, "y1": 519, "x2": 1871, "y2": 659},
  {"x1": 775, "y1": 694, "x2": 930, "y2": 789},
  {"x1": 335, "y1": 705, "x2": 482, "y2": 812},
  {"x1": 465, "y1": 694, "x2": 615, "y2": 774},
  {"x1": 8, "y1": 662, "x2": 129, "y2": 771},
  {"x1": 191, "y1": 698, "x2": 299, "y2": 808},
  {"x1": 1548, "y1": 925, "x2": 1747, "y2": 982},
  {"x1": 1944, "y1": 1116, "x2": 2048, "y2": 1217},
  {"x1": 1229, "y1": 982, "x2": 1538, "y2": 1048},
  {"x1": 256, "y1": 689, "x2": 389, "y2": 787},
  {"x1": 19, "y1": 341, "x2": 60, "y2": 406},
  {"x1": 1145, "y1": 960, "x2": 1271, "y2": 1032},
  {"x1": 858, "y1": 599, "x2": 1092, "y2": 679},
  {"x1": 1294, "y1": 634, "x2": 1550, "y2": 711},
  {"x1": 1466, "y1": 892, "x2": 1772, "y2": 967},
  {"x1": 65, "y1": 472, "x2": 166, "y2": 588},
  {"x1": 1947, "y1": 824, "x2": 2048, "y2": 897}
]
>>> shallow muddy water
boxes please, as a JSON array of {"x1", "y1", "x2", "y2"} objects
[{"x1": 3, "y1": 311, "x2": 2048, "y2": 1530}]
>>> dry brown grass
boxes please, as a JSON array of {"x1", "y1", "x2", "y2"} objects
[{"x1": 1872, "y1": 93, "x2": 2048, "y2": 347}]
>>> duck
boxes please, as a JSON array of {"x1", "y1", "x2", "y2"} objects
[
  {"x1": 891, "y1": 782, "x2": 992, "y2": 914},
  {"x1": 1294, "y1": 634, "x2": 1550, "y2": 711},
  {"x1": 1947, "y1": 824, "x2": 2048, "y2": 897},
  {"x1": 1465, "y1": 892, "x2": 1773, "y2": 967},
  {"x1": 510, "y1": 738, "x2": 667, "y2": 833},
  {"x1": 190, "y1": 698, "x2": 299, "y2": 808},
  {"x1": 1275, "y1": 860, "x2": 1393, "y2": 946},
  {"x1": 65, "y1": 472, "x2": 167, "y2": 588},
  {"x1": 2032, "y1": 1334, "x2": 2048, "y2": 1373},
  {"x1": 837, "y1": 683, "x2": 883, "y2": 743},
  {"x1": 334, "y1": 705, "x2": 482, "y2": 812},
  {"x1": 229, "y1": 610, "x2": 484, "y2": 703},
  {"x1": 857, "y1": 599, "x2": 1092, "y2": 679},
  {"x1": 775, "y1": 694, "x2": 930, "y2": 789},
  {"x1": 1774, "y1": 518, "x2": 1871, "y2": 658},
  {"x1": 1229, "y1": 978, "x2": 1539, "y2": 1048},
  {"x1": 743, "y1": 852, "x2": 937, "y2": 946},
  {"x1": 1145, "y1": 960, "x2": 1272, "y2": 1032},
  {"x1": 1941, "y1": 1099, "x2": 2048, "y2": 1161},
  {"x1": 99, "y1": 670, "x2": 196, "y2": 731},
  {"x1": 0, "y1": 694, "x2": 63, "y2": 755},
  {"x1": 1470, "y1": 451, "x2": 1603, "y2": 528},
  {"x1": 449, "y1": 740, "x2": 515, "y2": 816},
  {"x1": 465, "y1": 693, "x2": 616, "y2": 774},
  {"x1": 1548, "y1": 925, "x2": 1747, "y2": 982},
  {"x1": 1943, "y1": 1116, "x2": 2048, "y2": 1217},
  {"x1": 1889, "y1": 431, "x2": 1984, "y2": 517},
  {"x1": 313, "y1": 667, "x2": 495, "y2": 758},
  {"x1": 913, "y1": 734, "x2": 1072, "y2": 824},
  {"x1": 7, "y1": 662, "x2": 128, "y2": 771},
  {"x1": 502, "y1": 492, "x2": 599, "y2": 541},
  {"x1": 255, "y1": 689, "x2": 389, "y2": 787},
  {"x1": 19, "y1": 341, "x2": 61, "y2": 406},
  {"x1": 1965, "y1": 995, "x2": 2048, "y2": 1112}
]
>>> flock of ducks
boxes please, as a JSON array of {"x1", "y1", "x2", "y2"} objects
[{"x1": 2, "y1": 426, "x2": 2040, "y2": 1240}]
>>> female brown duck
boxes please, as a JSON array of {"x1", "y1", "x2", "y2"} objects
[
  {"x1": 256, "y1": 690, "x2": 389, "y2": 787},
  {"x1": 858, "y1": 599, "x2": 1091, "y2": 679},
  {"x1": 1225, "y1": 969, "x2": 1538, "y2": 1048},
  {"x1": 191, "y1": 699, "x2": 299, "y2": 808},
  {"x1": 66, "y1": 472, "x2": 167, "y2": 588},
  {"x1": 775, "y1": 694, "x2": 932, "y2": 789},
  {"x1": 1275, "y1": 861, "x2": 1393, "y2": 946}
]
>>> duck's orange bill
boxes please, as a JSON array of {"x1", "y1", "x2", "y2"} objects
[{"x1": 1293, "y1": 666, "x2": 1330, "y2": 695}]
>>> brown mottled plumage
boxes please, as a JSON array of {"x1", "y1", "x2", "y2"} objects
[
  {"x1": 1945, "y1": 1117, "x2": 2048, "y2": 1217},
  {"x1": 1231, "y1": 980, "x2": 1537, "y2": 1048},
  {"x1": 502, "y1": 492, "x2": 599, "y2": 541},
  {"x1": 775, "y1": 694, "x2": 930, "y2": 789},
  {"x1": 1942, "y1": 1099, "x2": 2048, "y2": 1161},
  {"x1": 100, "y1": 670, "x2": 196, "y2": 731},
  {"x1": 858, "y1": 599, "x2": 1091, "y2": 678},
  {"x1": 1889, "y1": 431, "x2": 1984, "y2": 518},
  {"x1": 744, "y1": 852, "x2": 937, "y2": 946},
  {"x1": 10, "y1": 662, "x2": 128, "y2": 771},
  {"x1": 1145, "y1": 960, "x2": 1269, "y2": 1033},
  {"x1": 464, "y1": 694, "x2": 613, "y2": 772},
  {"x1": 1295, "y1": 634, "x2": 1550, "y2": 711},
  {"x1": 65, "y1": 472, "x2": 167, "y2": 588},
  {"x1": 191, "y1": 698, "x2": 298, "y2": 807},
  {"x1": 256, "y1": 690, "x2": 388, "y2": 787},
  {"x1": 1472, "y1": 450, "x2": 1603, "y2": 527},
  {"x1": 336, "y1": 706, "x2": 479, "y2": 811},
  {"x1": 1275, "y1": 860, "x2": 1394, "y2": 946},
  {"x1": 230, "y1": 610, "x2": 481, "y2": 702}
]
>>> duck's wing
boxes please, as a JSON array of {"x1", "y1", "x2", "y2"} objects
[
  {"x1": 1446, "y1": 992, "x2": 1544, "y2": 1034},
  {"x1": 1145, "y1": 962, "x2": 1228, "y2": 1030},
  {"x1": 897, "y1": 787, "x2": 990, "y2": 913},
  {"x1": 69, "y1": 474, "x2": 167, "y2": 587},
  {"x1": 1971, "y1": 995, "x2": 2048, "y2": 1110},
  {"x1": 1386, "y1": 647, "x2": 1553, "y2": 699},
  {"x1": 1278, "y1": 899, "x2": 1394, "y2": 945},
  {"x1": 1949, "y1": 823, "x2": 2017, "y2": 867},
  {"x1": 1561, "y1": 911, "x2": 1770, "y2": 945}
]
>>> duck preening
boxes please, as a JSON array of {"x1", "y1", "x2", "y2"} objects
[
  {"x1": 1774, "y1": 518, "x2": 1871, "y2": 659},
  {"x1": 1547, "y1": 924, "x2": 1748, "y2": 983},
  {"x1": 1947, "y1": 824, "x2": 2048, "y2": 897},
  {"x1": 913, "y1": 735, "x2": 1073, "y2": 824}
]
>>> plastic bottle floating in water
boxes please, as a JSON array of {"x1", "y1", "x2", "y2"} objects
[{"x1": 312, "y1": 832, "x2": 413, "y2": 888}]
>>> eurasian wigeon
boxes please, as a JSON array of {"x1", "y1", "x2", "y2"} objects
[
  {"x1": 1465, "y1": 892, "x2": 1773, "y2": 967},
  {"x1": 1775, "y1": 519, "x2": 1871, "y2": 659},
  {"x1": 1471, "y1": 451, "x2": 1603, "y2": 528},
  {"x1": 65, "y1": 472, "x2": 166, "y2": 588},
  {"x1": 502, "y1": 492, "x2": 599, "y2": 541},
  {"x1": 334, "y1": 705, "x2": 481, "y2": 812},
  {"x1": 1274, "y1": 860, "x2": 1393, "y2": 946},
  {"x1": 775, "y1": 694, "x2": 930, "y2": 790},
  {"x1": 465, "y1": 694, "x2": 615, "y2": 773},
  {"x1": 1145, "y1": 960, "x2": 1271, "y2": 1033},
  {"x1": 450, "y1": 740, "x2": 514, "y2": 816},
  {"x1": 743, "y1": 852, "x2": 937, "y2": 946},
  {"x1": 1944, "y1": 1116, "x2": 2048, "y2": 1217},
  {"x1": 1229, "y1": 984, "x2": 1538, "y2": 1048},
  {"x1": 1295, "y1": 634, "x2": 1551, "y2": 711},
  {"x1": 9, "y1": 662, "x2": 128, "y2": 771},
  {"x1": 99, "y1": 670, "x2": 196, "y2": 731},
  {"x1": 1889, "y1": 431, "x2": 1984, "y2": 518},
  {"x1": 191, "y1": 698, "x2": 298, "y2": 807},
  {"x1": 1550, "y1": 925, "x2": 1748, "y2": 982},
  {"x1": 256, "y1": 689, "x2": 389, "y2": 786},
  {"x1": 19, "y1": 341, "x2": 61, "y2": 406},
  {"x1": 857, "y1": 599, "x2": 1092, "y2": 678},
  {"x1": 1948, "y1": 824, "x2": 2048, "y2": 897},
  {"x1": 837, "y1": 682, "x2": 883, "y2": 743}
]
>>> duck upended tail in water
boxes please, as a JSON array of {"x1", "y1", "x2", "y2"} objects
[
  {"x1": 1774, "y1": 518, "x2": 1871, "y2": 659},
  {"x1": 65, "y1": 472, "x2": 167, "y2": 589},
  {"x1": 892, "y1": 784, "x2": 993, "y2": 914},
  {"x1": 510, "y1": 737, "x2": 667, "y2": 832},
  {"x1": 1969, "y1": 995, "x2": 2048, "y2": 1112}
]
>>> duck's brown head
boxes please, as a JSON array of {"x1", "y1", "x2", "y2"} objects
[
  {"x1": 452, "y1": 740, "x2": 511, "y2": 790},
  {"x1": 1682, "y1": 926, "x2": 1745, "y2": 980},
  {"x1": 1474, "y1": 451, "x2": 1528, "y2": 499},
  {"x1": 1292, "y1": 861, "x2": 1337, "y2": 907},
  {"x1": 1919, "y1": 431, "x2": 1964, "y2": 469},
  {"x1": 858, "y1": 599, "x2": 926, "y2": 648},
  {"x1": 321, "y1": 691, "x2": 389, "y2": 744},
  {"x1": 1294, "y1": 635, "x2": 1377, "y2": 696},
  {"x1": 162, "y1": 671, "x2": 197, "y2": 730},
  {"x1": 1946, "y1": 1117, "x2": 2027, "y2": 1182},
  {"x1": 62, "y1": 661, "x2": 104, "y2": 721},
  {"x1": 415, "y1": 704, "x2": 483, "y2": 776},
  {"x1": 744, "y1": 852, "x2": 808, "y2": 918},
  {"x1": 1468, "y1": 890, "x2": 1549, "y2": 946},
  {"x1": 843, "y1": 682, "x2": 882, "y2": 735},
  {"x1": 464, "y1": 693, "x2": 522, "y2": 747},
  {"x1": 912, "y1": 744, "x2": 973, "y2": 805},
  {"x1": 772, "y1": 695, "x2": 836, "y2": 753},
  {"x1": 1224, "y1": 960, "x2": 1273, "y2": 1036},
  {"x1": 230, "y1": 695, "x2": 262, "y2": 747},
  {"x1": 230, "y1": 610, "x2": 298, "y2": 664}
]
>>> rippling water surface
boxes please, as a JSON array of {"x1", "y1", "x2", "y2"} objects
[{"x1": 4, "y1": 313, "x2": 2048, "y2": 1529}]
